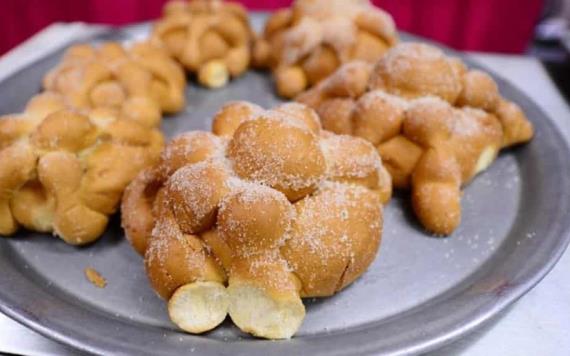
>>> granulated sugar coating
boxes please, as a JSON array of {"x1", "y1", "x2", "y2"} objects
[
  {"x1": 253, "y1": 0, "x2": 398, "y2": 98},
  {"x1": 298, "y1": 41, "x2": 534, "y2": 235},
  {"x1": 121, "y1": 101, "x2": 392, "y2": 339}
]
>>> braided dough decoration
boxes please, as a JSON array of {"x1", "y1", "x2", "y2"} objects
[
  {"x1": 253, "y1": 0, "x2": 398, "y2": 98},
  {"x1": 121, "y1": 102, "x2": 392, "y2": 339},
  {"x1": 297, "y1": 42, "x2": 534, "y2": 235},
  {"x1": 43, "y1": 41, "x2": 186, "y2": 126},
  {"x1": 151, "y1": 0, "x2": 253, "y2": 88},
  {"x1": 0, "y1": 92, "x2": 164, "y2": 245}
]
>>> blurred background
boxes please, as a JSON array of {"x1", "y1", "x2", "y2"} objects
[{"x1": 2, "y1": 0, "x2": 569, "y2": 100}]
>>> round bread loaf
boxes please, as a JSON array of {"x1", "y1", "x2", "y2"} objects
[{"x1": 122, "y1": 101, "x2": 391, "y2": 339}]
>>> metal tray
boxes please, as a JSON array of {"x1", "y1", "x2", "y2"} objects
[{"x1": 0, "y1": 24, "x2": 569, "y2": 356}]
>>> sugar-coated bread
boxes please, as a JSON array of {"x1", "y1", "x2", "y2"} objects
[
  {"x1": 122, "y1": 102, "x2": 391, "y2": 339},
  {"x1": 228, "y1": 113, "x2": 326, "y2": 201},
  {"x1": 44, "y1": 41, "x2": 186, "y2": 121},
  {"x1": 145, "y1": 209, "x2": 226, "y2": 299},
  {"x1": 282, "y1": 183, "x2": 382, "y2": 297},
  {"x1": 297, "y1": 42, "x2": 534, "y2": 235},
  {"x1": 121, "y1": 168, "x2": 163, "y2": 255},
  {"x1": 0, "y1": 93, "x2": 164, "y2": 244},
  {"x1": 254, "y1": 0, "x2": 398, "y2": 98},
  {"x1": 166, "y1": 161, "x2": 230, "y2": 234},
  {"x1": 152, "y1": 0, "x2": 253, "y2": 88},
  {"x1": 212, "y1": 101, "x2": 263, "y2": 138}
]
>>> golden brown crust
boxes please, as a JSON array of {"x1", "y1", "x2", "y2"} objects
[
  {"x1": 152, "y1": 0, "x2": 254, "y2": 88},
  {"x1": 121, "y1": 168, "x2": 163, "y2": 255},
  {"x1": 282, "y1": 183, "x2": 382, "y2": 297},
  {"x1": 298, "y1": 42, "x2": 534, "y2": 235},
  {"x1": 0, "y1": 93, "x2": 164, "y2": 244},
  {"x1": 44, "y1": 41, "x2": 186, "y2": 120},
  {"x1": 255, "y1": 0, "x2": 398, "y2": 98},
  {"x1": 145, "y1": 210, "x2": 225, "y2": 299},
  {"x1": 122, "y1": 102, "x2": 391, "y2": 339},
  {"x1": 212, "y1": 101, "x2": 263, "y2": 138},
  {"x1": 228, "y1": 114, "x2": 326, "y2": 201}
]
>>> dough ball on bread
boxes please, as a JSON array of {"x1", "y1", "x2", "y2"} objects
[
  {"x1": 158, "y1": 131, "x2": 223, "y2": 179},
  {"x1": 282, "y1": 184, "x2": 382, "y2": 297},
  {"x1": 218, "y1": 184, "x2": 294, "y2": 255},
  {"x1": 168, "y1": 281, "x2": 230, "y2": 334},
  {"x1": 321, "y1": 134, "x2": 392, "y2": 203},
  {"x1": 228, "y1": 114, "x2": 326, "y2": 201},
  {"x1": 166, "y1": 161, "x2": 230, "y2": 234},
  {"x1": 369, "y1": 43, "x2": 462, "y2": 103},
  {"x1": 212, "y1": 101, "x2": 263, "y2": 138},
  {"x1": 145, "y1": 210, "x2": 225, "y2": 300}
]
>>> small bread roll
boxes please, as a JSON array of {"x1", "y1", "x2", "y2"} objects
[{"x1": 1, "y1": 88, "x2": 164, "y2": 244}]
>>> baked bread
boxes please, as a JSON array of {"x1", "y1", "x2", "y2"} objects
[
  {"x1": 0, "y1": 92, "x2": 164, "y2": 244},
  {"x1": 44, "y1": 41, "x2": 186, "y2": 126},
  {"x1": 121, "y1": 101, "x2": 391, "y2": 339},
  {"x1": 297, "y1": 43, "x2": 534, "y2": 235},
  {"x1": 253, "y1": 0, "x2": 398, "y2": 98},
  {"x1": 151, "y1": 0, "x2": 253, "y2": 88}
]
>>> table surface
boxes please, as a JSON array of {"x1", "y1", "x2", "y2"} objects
[{"x1": 1, "y1": 23, "x2": 570, "y2": 356}]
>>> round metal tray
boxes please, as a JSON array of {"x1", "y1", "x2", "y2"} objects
[{"x1": 0, "y1": 25, "x2": 569, "y2": 356}]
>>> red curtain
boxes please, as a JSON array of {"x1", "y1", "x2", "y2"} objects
[{"x1": 1, "y1": 0, "x2": 543, "y2": 55}]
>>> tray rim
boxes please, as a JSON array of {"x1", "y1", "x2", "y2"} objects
[{"x1": 0, "y1": 26, "x2": 569, "y2": 356}]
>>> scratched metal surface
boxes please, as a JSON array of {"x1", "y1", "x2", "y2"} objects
[{"x1": 0, "y1": 23, "x2": 569, "y2": 356}]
